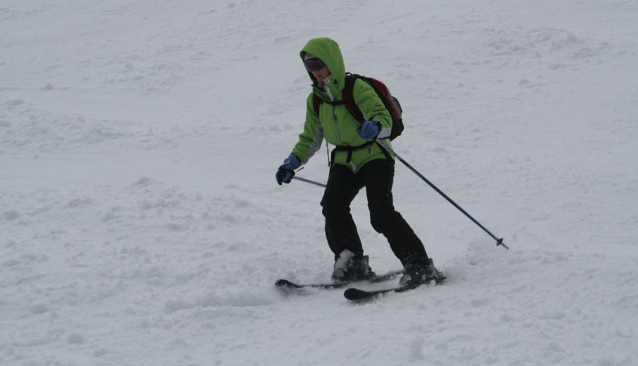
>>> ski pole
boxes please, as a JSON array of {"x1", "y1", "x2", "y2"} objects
[
  {"x1": 376, "y1": 139, "x2": 508, "y2": 250},
  {"x1": 292, "y1": 175, "x2": 326, "y2": 188},
  {"x1": 287, "y1": 167, "x2": 327, "y2": 187}
]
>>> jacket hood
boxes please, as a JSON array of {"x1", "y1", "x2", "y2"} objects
[{"x1": 300, "y1": 38, "x2": 346, "y2": 94}]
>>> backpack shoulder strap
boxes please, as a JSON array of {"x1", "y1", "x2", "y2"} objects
[
  {"x1": 342, "y1": 74, "x2": 365, "y2": 122},
  {"x1": 312, "y1": 93, "x2": 323, "y2": 115}
]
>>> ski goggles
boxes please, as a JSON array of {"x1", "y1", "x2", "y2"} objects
[{"x1": 304, "y1": 57, "x2": 327, "y2": 72}]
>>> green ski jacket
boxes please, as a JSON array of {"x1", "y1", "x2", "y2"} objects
[{"x1": 291, "y1": 38, "x2": 394, "y2": 173}]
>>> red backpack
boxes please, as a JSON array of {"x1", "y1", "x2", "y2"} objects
[{"x1": 313, "y1": 73, "x2": 404, "y2": 141}]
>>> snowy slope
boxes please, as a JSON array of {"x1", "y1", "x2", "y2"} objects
[{"x1": 1, "y1": 0, "x2": 637, "y2": 365}]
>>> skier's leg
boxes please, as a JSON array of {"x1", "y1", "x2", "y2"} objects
[
  {"x1": 362, "y1": 159, "x2": 428, "y2": 265},
  {"x1": 321, "y1": 164, "x2": 364, "y2": 260}
]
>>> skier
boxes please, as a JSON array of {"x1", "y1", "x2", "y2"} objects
[{"x1": 276, "y1": 37, "x2": 444, "y2": 286}]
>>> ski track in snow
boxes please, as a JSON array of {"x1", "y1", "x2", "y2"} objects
[{"x1": 1, "y1": 0, "x2": 637, "y2": 365}]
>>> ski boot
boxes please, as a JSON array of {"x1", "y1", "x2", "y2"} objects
[
  {"x1": 399, "y1": 258, "x2": 445, "y2": 286},
  {"x1": 331, "y1": 251, "x2": 376, "y2": 283}
]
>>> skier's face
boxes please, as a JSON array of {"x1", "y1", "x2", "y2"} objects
[
  {"x1": 312, "y1": 66, "x2": 330, "y2": 83},
  {"x1": 304, "y1": 57, "x2": 330, "y2": 83}
]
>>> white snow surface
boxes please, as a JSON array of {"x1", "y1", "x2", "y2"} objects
[{"x1": 1, "y1": 0, "x2": 637, "y2": 365}]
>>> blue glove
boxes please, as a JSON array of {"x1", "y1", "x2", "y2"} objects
[
  {"x1": 357, "y1": 120, "x2": 382, "y2": 140},
  {"x1": 276, "y1": 154, "x2": 301, "y2": 185}
]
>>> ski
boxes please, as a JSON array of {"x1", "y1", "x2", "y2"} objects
[
  {"x1": 343, "y1": 277, "x2": 445, "y2": 301},
  {"x1": 275, "y1": 269, "x2": 403, "y2": 290}
]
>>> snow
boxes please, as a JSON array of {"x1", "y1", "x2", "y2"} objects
[{"x1": 1, "y1": 0, "x2": 637, "y2": 365}]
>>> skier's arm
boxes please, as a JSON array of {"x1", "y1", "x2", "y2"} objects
[{"x1": 292, "y1": 94, "x2": 324, "y2": 163}]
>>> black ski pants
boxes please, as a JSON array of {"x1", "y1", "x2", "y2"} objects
[{"x1": 320, "y1": 158, "x2": 428, "y2": 266}]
